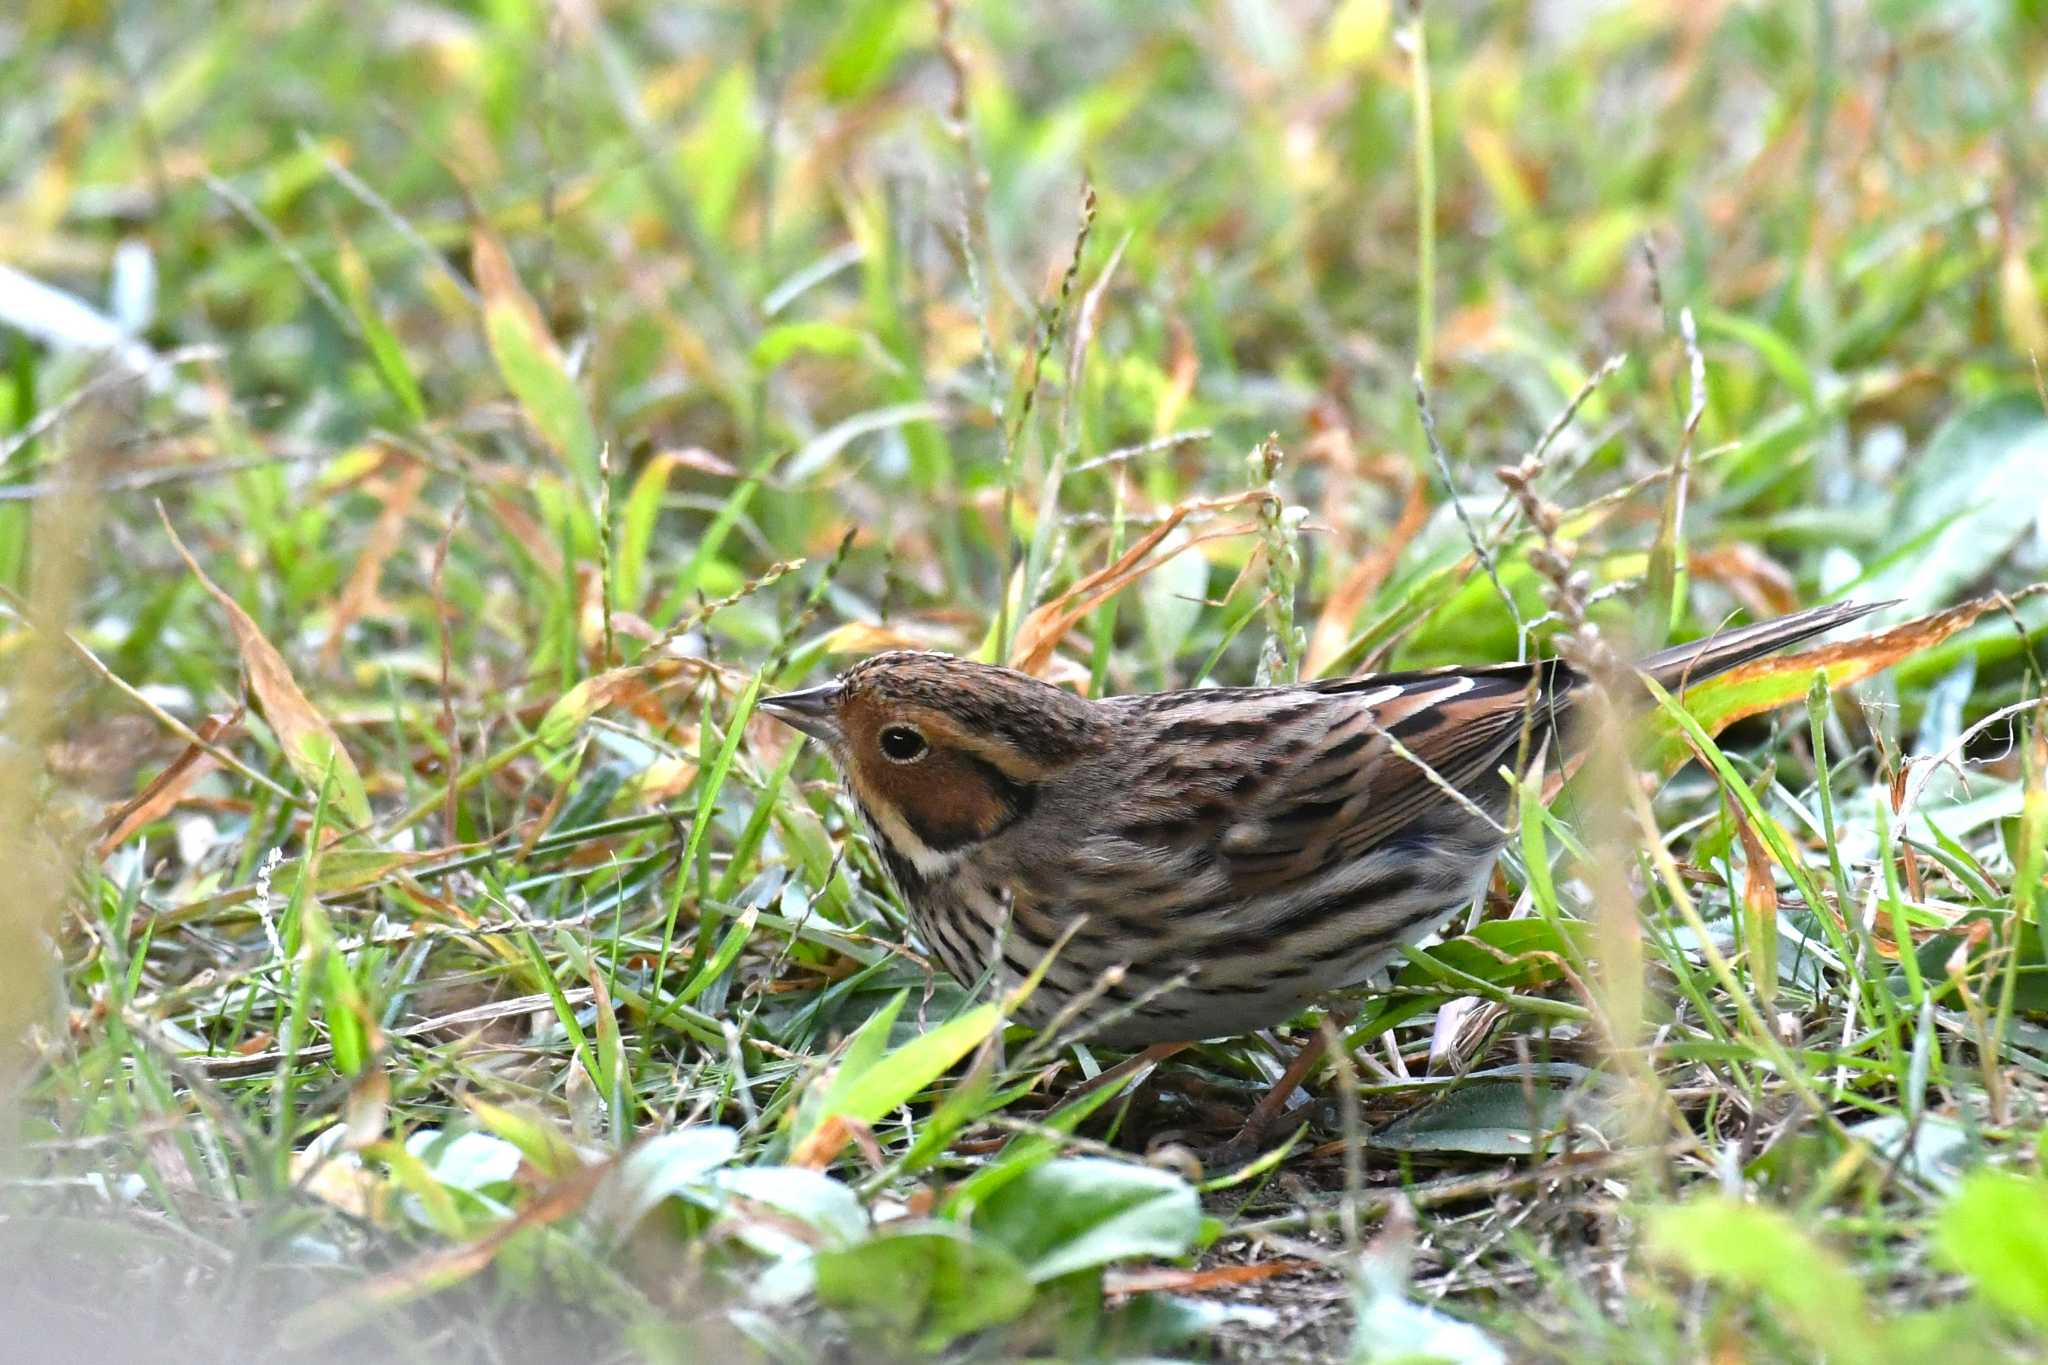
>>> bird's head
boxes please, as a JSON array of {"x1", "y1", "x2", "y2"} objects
[{"x1": 759, "y1": 651, "x2": 1105, "y2": 867}]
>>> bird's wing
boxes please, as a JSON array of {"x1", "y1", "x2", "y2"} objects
[{"x1": 1087, "y1": 667, "x2": 1552, "y2": 898}]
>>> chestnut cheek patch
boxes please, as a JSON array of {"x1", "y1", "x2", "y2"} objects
[{"x1": 898, "y1": 755, "x2": 1037, "y2": 853}]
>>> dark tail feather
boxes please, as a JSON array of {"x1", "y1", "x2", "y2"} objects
[{"x1": 1634, "y1": 599, "x2": 1891, "y2": 691}]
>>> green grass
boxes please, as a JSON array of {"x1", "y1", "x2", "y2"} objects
[{"x1": 4, "y1": 0, "x2": 2048, "y2": 1359}]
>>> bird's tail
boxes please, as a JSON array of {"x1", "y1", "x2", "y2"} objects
[{"x1": 1633, "y1": 599, "x2": 1889, "y2": 692}]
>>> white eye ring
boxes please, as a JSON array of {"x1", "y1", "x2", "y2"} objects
[{"x1": 878, "y1": 725, "x2": 929, "y2": 764}]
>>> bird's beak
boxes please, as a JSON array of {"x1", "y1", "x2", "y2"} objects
[{"x1": 758, "y1": 682, "x2": 845, "y2": 747}]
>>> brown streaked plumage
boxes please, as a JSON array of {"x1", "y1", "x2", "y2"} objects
[{"x1": 761, "y1": 600, "x2": 1884, "y2": 1047}]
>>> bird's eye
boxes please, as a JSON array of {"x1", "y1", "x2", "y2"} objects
[{"x1": 878, "y1": 725, "x2": 929, "y2": 764}]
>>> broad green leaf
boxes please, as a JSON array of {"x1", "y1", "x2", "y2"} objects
[
  {"x1": 1697, "y1": 309, "x2": 1817, "y2": 405},
  {"x1": 602, "y1": 1126, "x2": 742, "y2": 1230},
  {"x1": 1353, "y1": 1271, "x2": 1507, "y2": 1365},
  {"x1": 613, "y1": 448, "x2": 742, "y2": 612},
  {"x1": 1869, "y1": 396, "x2": 2048, "y2": 614},
  {"x1": 940, "y1": 1064, "x2": 1146, "y2": 1217},
  {"x1": 464, "y1": 1099, "x2": 588, "y2": 1181},
  {"x1": 783, "y1": 991, "x2": 903, "y2": 1154},
  {"x1": 1371, "y1": 1075, "x2": 1615, "y2": 1155},
  {"x1": 1644, "y1": 1197, "x2": 1874, "y2": 1357},
  {"x1": 813, "y1": 1224, "x2": 1033, "y2": 1352},
  {"x1": 973, "y1": 1156, "x2": 1200, "y2": 1283},
  {"x1": 403, "y1": 1129, "x2": 524, "y2": 1195},
  {"x1": 1936, "y1": 1169, "x2": 2048, "y2": 1328},
  {"x1": 715, "y1": 1165, "x2": 869, "y2": 1246}
]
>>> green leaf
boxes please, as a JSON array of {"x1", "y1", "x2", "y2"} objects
[
  {"x1": 752, "y1": 319, "x2": 872, "y2": 370},
  {"x1": 1644, "y1": 1197, "x2": 1874, "y2": 1356},
  {"x1": 1349, "y1": 918, "x2": 1592, "y2": 1040},
  {"x1": 668, "y1": 903, "x2": 758, "y2": 1010},
  {"x1": 667, "y1": 674, "x2": 761, "y2": 913},
  {"x1": 465, "y1": 1099, "x2": 588, "y2": 1181},
  {"x1": 973, "y1": 1156, "x2": 1200, "y2": 1283},
  {"x1": 602, "y1": 1126, "x2": 742, "y2": 1230},
  {"x1": 334, "y1": 235, "x2": 426, "y2": 422},
  {"x1": 818, "y1": 0, "x2": 915, "y2": 101},
  {"x1": 614, "y1": 449, "x2": 698, "y2": 612},
  {"x1": 269, "y1": 846, "x2": 437, "y2": 897},
  {"x1": 472, "y1": 229, "x2": 600, "y2": 491},
  {"x1": 813, "y1": 1224, "x2": 1034, "y2": 1352},
  {"x1": 1371, "y1": 1074, "x2": 1614, "y2": 1156},
  {"x1": 485, "y1": 308, "x2": 600, "y2": 490},
  {"x1": 677, "y1": 65, "x2": 758, "y2": 237},
  {"x1": 721, "y1": 1166, "x2": 868, "y2": 1241},
  {"x1": 789, "y1": 996, "x2": 1003, "y2": 1163},
  {"x1": 782, "y1": 400, "x2": 945, "y2": 483},
  {"x1": 1869, "y1": 395, "x2": 2048, "y2": 615},
  {"x1": 1697, "y1": 309, "x2": 1817, "y2": 405},
  {"x1": 1936, "y1": 1169, "x2": 2048, "y2": 1328},
  {"x1": 1139, "y1": 532, "x2": 1209, "y2": 673},
  {"x1": 1352, "y1": 1272, "x2": 1507, "y2": 1365},
  {"x1": 164, "y1": 519, "x2": 373, "y2": 830},
  {"x1": 299, "y1": 895, "x2": 370, "y2": 1074},
  {"x1": 404, "y1": 1128, "x2": 523, "y2": 1195}
]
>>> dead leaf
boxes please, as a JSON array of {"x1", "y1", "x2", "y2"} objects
[
  {"x1": 537, "y1": 657, "x2": 701, "y2": 748},
  {"x1": 627, "y1": 755, "x2": 699, "y2": 804},
  {"x1": 1729, "y1": 802, "x2": 1781, "y2": 1007},
  {"x1": 1105, "y1": 1259, "x2": 1316, "y2": 1297},
  {"x1": 1646, "y1": 590, "x2": 2028, "y2": 774},
  {"x1": 658, "y1": 445, "x2": 740, "y2": 478},
  {"x1": 577, "y1": 564, "x2": 658, "y2": 655},
  {"x1": 1008, "y1": 491, "x2": 1262, "y2": 676},
  {"x1": 484, "y1": 489, "x2": 564, "y2": 577},
  {"x1": 1153, "y1": 316, "x2": 1198, "y2": 437},
  {"x1": 322, "y1": 456, "x2": 428, "y2": 670},
  {"x1": 1689, "y1": 543, "x2": 1800, "y2": 618},
  {"x1": 161, "y1": 511, "x2": 373, "y2": 831},
  {"x1": 289, "y1": 1147, "x2": 390, "y2": 1223},
  {"x1": 1306, "y1": 473, "x2": 1428, "y2": 676},
  {"x1": 469, "y1": 228, "x2": 556, "y2": 361},
  {"x1": 821, "y1": 621, "x2": 930, "y2": 655},
  {"x1": 342, "y1": 1068, "x2": 390, "y2": 1150},
  {"x1": 787, "y1": 1113, "x2": 853, "y2": 1170},
  {"x1": 94, "y1": 706, "x2": 244, "y2": 859}
]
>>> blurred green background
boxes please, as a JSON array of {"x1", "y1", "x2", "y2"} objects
[{"x1": 5, "y1": 1, "x2": 2048, "y2": 1360}]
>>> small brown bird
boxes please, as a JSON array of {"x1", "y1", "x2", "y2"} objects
[{"x1": 761, "y1": 601, "x2": 1880, "y2": 1048}]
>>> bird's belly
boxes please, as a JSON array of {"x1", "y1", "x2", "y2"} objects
[
  {"x1": 1072, "y1": 928, "x2": 1437, "y2": 1047},
  {"x1": 901, "y1": 842, "x2": 1493, "y2": 1048}
]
